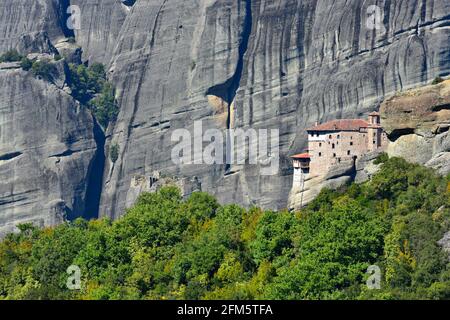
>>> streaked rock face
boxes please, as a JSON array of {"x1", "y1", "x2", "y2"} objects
[
  {"x1": 99, "y1": 0, "x2": 450, "y2": 217},
  {"x1": 70, "y1": 0, "x2": 127, "y2": 64},
  {"x1": 0, "y1": 0, "x2": 449, "y2": 226},
  {"x1": 0, "y1": 66, "x2": 98, "y2": 237},
  {"x1": 0, "y1": 0, "x2": 66, "y2": 54}
]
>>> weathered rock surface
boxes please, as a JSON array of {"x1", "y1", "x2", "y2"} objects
[
  {"x1": 54, "y1": 39, "x2": 82, "y2": 64},
  {"x1": 70, "y1": 0, "x2": 128, "y2": 64},
  {"x1": 0, "y1": 0, "x2": 66, "y2": 54},
  {"x1": 0, "y1": 0, "x2": 450, "y2": 225},
  {"x1": 0, "y1": 67, "x2": 98, "y2": 237},
  {"x1": 100, "y1": 0, "x2": 450, "y2": 217},
  {"x1": 99, "y1": 0, "x2": 248, "y2": 218},
  {"x1": 288, "y1": 151, "x2": 383, "y2": 210},
  {"x1": 382, "y1": 80, "x2": 450, "y2": 174}
]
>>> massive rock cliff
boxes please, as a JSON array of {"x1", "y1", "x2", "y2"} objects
[
  {"x1": 0, "y1": 0, "x2": 449, "y2": 226},
  {"x1": 99, "y1": 0, "x2": 450, "y2": 217},
  {"x1": 0, "y1": 62, "x2": 98, "y2": 237}
]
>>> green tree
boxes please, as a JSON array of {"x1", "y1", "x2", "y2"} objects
[{"x1": 31, "y1": 60, "x2": 58, "y2": 82}]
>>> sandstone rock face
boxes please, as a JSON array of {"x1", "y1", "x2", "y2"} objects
[
  {"x1": 100, "y1": 0, "x2": 450, "y2": 217},
  {"x1": 381, "y1": 80, "x2": 450, "y2": 175},
  {"x1": 0, "y1": 66, "x2": 98, "y2": 237}
]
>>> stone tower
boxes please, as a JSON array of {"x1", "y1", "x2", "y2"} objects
[{"x1": 367, "y1": 112, "x2": 382, "y2": 152}]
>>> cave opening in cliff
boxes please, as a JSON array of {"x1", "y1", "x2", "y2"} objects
[{"x1": 388, "y1": 128, "x2": 416, "y2": 141}]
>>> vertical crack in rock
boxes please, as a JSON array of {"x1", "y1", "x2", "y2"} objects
[
  {"x1": 205, "y1": 0, "x2": 253, "y2": 172},
  {"x1": 57, "y1": 0, "x2": 76, "y2": 38},
  {"x1": 206, "y1": 0, "x2": 252, "y2": 106},
  {"x1": 84, "y1": 119, "x2": 106, "y2": 220}
]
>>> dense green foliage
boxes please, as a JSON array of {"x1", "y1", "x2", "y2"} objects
[
  {"x1": 68, "y1": 63, "x2": 119, "y2": 128},
  {"x1": 68, "y1": 63, "x2": 106, "y2": 103},
  {"x1": 0, "y1": 157, "x2": 449, "y2": 300},
  {"x1": 90, "y1": 83, "x2": 119, "y2": 129}
]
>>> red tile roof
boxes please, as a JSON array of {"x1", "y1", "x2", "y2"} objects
[
  {"x1": 291, "y1": 153, "x2": 311, "y2": 159},
  {"x1": 307, "y1": 119, "x2": 369, "y2": 132}
]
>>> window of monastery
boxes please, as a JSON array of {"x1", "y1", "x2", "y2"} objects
[
  {"x1": 319, "y1": 152, "x2": 322, "y2": 157},
  {"x1": 332, "y1": 143, "x2": 335, "y2": 149},
  {"x1": 337, "y1": 135, "x2": 340, "y2": 139},
  {"x1": 350, "y1": 142, "x2": 353, "y2": 146},
  {"x1": 329, "y1": 135, "x2": 332, "y2": 139},
  {"x1": 333, "y1": 153, "x2": 336, "y2": 158},
  {"x1": 347, "y1": 150, "x2": 350, "y2": 155},
  {"x1": 319, "y1": 143, "x2": 322, "y2": 147}
]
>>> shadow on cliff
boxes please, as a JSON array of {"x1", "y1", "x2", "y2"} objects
[{"x1": 83, "y1": 119, "x2": 106, "y2": 220}]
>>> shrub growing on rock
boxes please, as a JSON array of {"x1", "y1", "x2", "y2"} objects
[
  {"x1": 20, "y1": 57, "x2": 33, "y2": 71},
  {"x1": 0, "y1": 49, "x2": 23, "y2": 63},
  {"x1": 31, "y1": 60, "x2": 58, "y2": 82},
  {"x1": 432, "y1": 77, "x2": 444, "y2": 85},
  {"x1": 109, "y1": 143, "x2": 119, "y2": 163}
]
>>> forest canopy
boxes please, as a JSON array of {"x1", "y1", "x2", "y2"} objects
[{"x1": 0, "y1": 157, "x2": 449, "y2": 300}]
